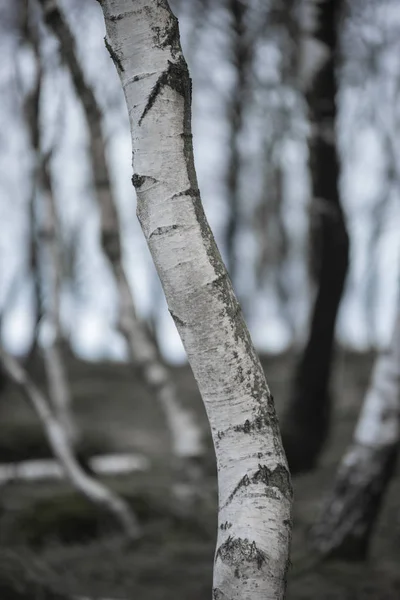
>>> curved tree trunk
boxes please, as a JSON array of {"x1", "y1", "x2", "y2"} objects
[
  {"x1": 98, "y1": 1, "x2": 292, "y2": 597},
  {"x1": 0, "y1": 349, "x2": 140, "y2": 541},
  {"x1": 310, "y1": 306, "x2": 400, "y2": 560},
  {"x1": 281, "y1": 0, "x2": 349, "y2": 474},
  {"x1": 39, "y1": 0, "x2": 204, "y2": 460}
]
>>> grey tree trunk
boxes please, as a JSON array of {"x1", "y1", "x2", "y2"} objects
[
  {"x1": 39, "y1": 0, "x2": 204, "y2": 460},
  {"x1": 0, "y1": 349, "x2": 140, "y2": 541},
  {"x1": 98, "y1": 1, "x2": 292, "y2": 597},
  {"x1": 224, "y1": 0, "x2": 253, "y2": 284},
  {"x1": 310, "y1": 306, "x2": 400, "y2": 560}
]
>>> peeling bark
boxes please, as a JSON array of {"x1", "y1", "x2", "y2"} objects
[
  {"x1": 98, "y1": 1, "x2": 292, "y2": 596},
  {"x1": 39, "y1": 0, "x2": 204, "y2": 460},
  {"x1": 311, "y1": 308, "x2": 400, "y2": 559},
  {"x1": 0, "y1": 349, "x2": 140, "y2": 541},
  {"x1": 281, "y1": 0, "x2": 349, "y2": 474}
]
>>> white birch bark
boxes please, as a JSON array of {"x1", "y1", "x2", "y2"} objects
[
  {"x1": 311, "y1": 306, "x2": 400, "y2": 558},
  {"x1": 0, "y1": 349, "x2": 140, "y2": 541},
  {"x1": 39, "y1": 0, "x2": 203, "y2": 459},
  {"x1": 98, "y1": 1, "x2": 292, "y2": 597}
]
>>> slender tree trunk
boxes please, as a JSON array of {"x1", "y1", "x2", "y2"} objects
[
  {"x1": 256, "y1": 140, "x2": 294, "y2": 337},
  {"x1": 281, "y1": 0, "x2": 349, "y2": 474},
  {"x1": 224, "y1": 0, "x2": 253, "y2": 284},
  {"x1": 39, "y1": 0, "x2": 204, "y2": 460},
  {"x1": 21, "y1": 2, "x2": 42, "y2": 360},
  {"x1": 38, "y1": 155, "x2": 79, "y2": 447},
  {"x1": 0, "y1": 349, "x2": 140, "y2": 541},
  {"x1": 310, "y1": 306, "x2": 400, "y2": 560},
  {"x1": 99, "y1": 1, "x2": 292, "y2": 597},
  {"x1": 22, "y1": 6, "x2": 79, "y2": 450},
  {"x1": 28, "y1": 184, "x2": 43, "y2": 358}
]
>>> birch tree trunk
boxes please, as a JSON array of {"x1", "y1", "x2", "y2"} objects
[
  {"x1": 39, "y1": 0, "x2": 203, "y2": 460},
  {"x1": 22, "y1": 2, "x2": 78, "y2": 448},
  {"x1": 98, "y1": 1, "x2": 292, "y2": 597},
  {"x1": 281, "y1": 0, "x2": 349, "y2": 474},
  {"x1": 310, "y1": 306, "x2": 400, "y2": 560},
  {"x1": 39, "y1": 153, "x2": 79, "y2": 448},
  {"x1": 21, "y1": 1, "x2": 42, "y2": 360},
  {"x1": 0, "y1": 349, "x2": 140, "y2": 541}
]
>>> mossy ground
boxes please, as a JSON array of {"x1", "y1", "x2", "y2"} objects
[{"x1": 0, "y1": 349, "x2": 399, "y2": 599}]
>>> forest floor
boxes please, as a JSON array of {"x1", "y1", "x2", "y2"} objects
[{"x1": 0, "y1": 348, "x2": 399, "y2": 599}]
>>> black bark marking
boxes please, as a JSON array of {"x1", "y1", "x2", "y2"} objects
[
  {"x1": 131, "y1": 173, "x2": 158, "y2": 193},
  {"x1": 223, "y1": 464, "x2": 292, "y2": 508},
  {"x1": 149, "y1": 224, "x2": 178, "y2": 238},
  {"x1": 151, "y1": 9, "x2": 180, "y2": 57},
  {"x1": 169, "y1": 310, "x2": 186, "y2": 328},
  {"x1": 104, "y1": 37, "x2": 124, "y2": 72},
  {"x1": 213, "y1": 589, "x2": 228, "y2": 600},
  {"x1": 171, "y1": 186, "x2": 200, "y2": 200},
  {"x1": 132, "y1": 174, "x2": 146, "y2": 188},
  {"x1": 216, "y1": 536, "x2": 267, "y2": 570},
  {"x1": 220, "y1": 521, "x2": 232, "y2": 530},
  {"x1": 108, "y1": 10, "x2": 135, "y2": 22},
  {"x1": 234, "y1": 397, "x2": 278, "y2": 434},
  {"x1": 283, "y1": 518, "x2": 292, "y2": 528},
  {"x1": 138, "y1": 57, "x2": 188, "y2": 126}
]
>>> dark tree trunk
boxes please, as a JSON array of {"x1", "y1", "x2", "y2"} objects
[
  {"x1": 310, "y1": 310, "x2": 400, "y2": 559},
  {"x1": 310, "y1": 443, "x2": 398, "y2": 559},
  {"x1": 281, "y1": 0, "x2": 349, "y2": 474}
]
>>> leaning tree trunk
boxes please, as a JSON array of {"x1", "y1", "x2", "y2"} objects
[
  {"x1": 0, "y1": 349, "x2": 140, "y2": 541},
  {"x1": 310, "y1": 305, "x2": 400, "y2": 560},
  {"x1": 281, "y1": 0, "x2": 349, "y2": 474},
  {"x1": 39, "y1": 0, "x2": 203, "y2": 460},
  {"x1": 98, "y1": 1, "x2": 292, "y2": 597},
  {"x1": 22, "y1": 2, "x2": 79, "y2": 449}
]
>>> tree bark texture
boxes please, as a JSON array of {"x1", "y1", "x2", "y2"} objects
[
  {"x1": 310, "y1": 308, "x2": 400, "y2": 560},
  {"x1": 39, "y1": 0, "x2": 204, "y2": 460},
  {"x1": 281, "y1": 0, "x2": 349, "y2": 474},
  {"x1": 0, "y1": 349, "x2": 140, "y2": 541},
  {"x1": 98, "y1": 1, "x2": 292, "y2": 597}
]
